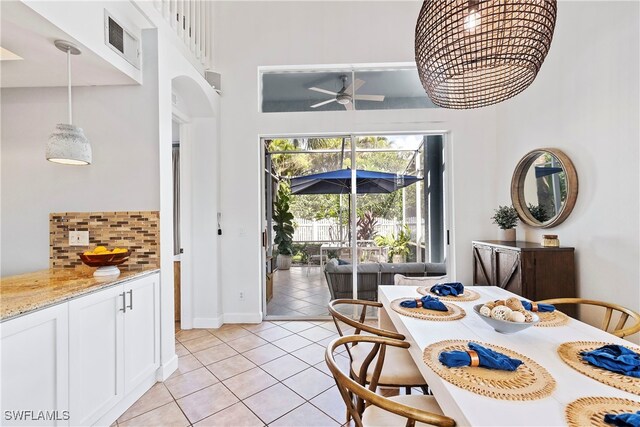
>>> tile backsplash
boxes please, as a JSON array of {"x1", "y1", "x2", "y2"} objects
[{"x1": 50, "y1": 211, "x2": 160, "y2": 270}]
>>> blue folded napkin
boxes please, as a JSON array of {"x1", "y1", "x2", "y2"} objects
[
  {"x1": 438, "y1": 342, "x2": 523, "y2": 371},
  {"x1": 581, "y1": 345, "x2": 640, "y2": 378},
  {"x1": 521, "y1": 300, "x2": 555, "y2": 312},
  {"x1": 604, "y1": 411, "x2": 640, "y2": 427},
  {"x1": 430, "y1": 282, "x2": 464, "y2": 296},
  {"x1": 400, "y1": 295, "x2": 447, "y2": 311}
]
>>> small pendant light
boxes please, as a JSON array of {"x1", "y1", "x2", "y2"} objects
[{"x1": 46, "y1": 40, "x2": 92, "y2": 165}]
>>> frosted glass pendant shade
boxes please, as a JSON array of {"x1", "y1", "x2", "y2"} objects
[{"x1": 46, "y1": 124, "x2": 92, "y2": 165}]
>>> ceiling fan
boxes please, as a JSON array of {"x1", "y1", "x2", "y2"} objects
[{"x1": 308, "y1": 75, "x2": 385, "y2": 110}]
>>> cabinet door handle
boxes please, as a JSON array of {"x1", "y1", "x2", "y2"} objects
[
  {"x1": 120, "y1": 292, "x2": 127, "y2": 313},
  {"x1": 127, "y1": 290, "x2": 133, "y2": 310}
]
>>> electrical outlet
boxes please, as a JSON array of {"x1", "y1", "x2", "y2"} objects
[{"x1": 69, "y1": 230, "x2": 89, "y2": 246}]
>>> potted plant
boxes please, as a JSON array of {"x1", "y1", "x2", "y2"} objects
[
  {"x1": 273, "y1": 184, "x2": 295, "y2": 270},
  {"x1": 528, "y1": 203, "x2": 551, "y2": 223},
  {"x1": 491, "y1": 205, "x2": 519, "y2": 241},
  {"x1": 374, "y1": 224, "x2": 411, "y2": 263}
]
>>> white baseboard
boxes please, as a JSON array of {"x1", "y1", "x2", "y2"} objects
[
  {"x1": 223, "y1": 311, "x2": 263, "y2": 324},
  {"x1": 157, "y1": 354, "x2": 178, "y2": 381},
  {"x1": 98, "y1": 372, "x2": 157, "y2": 426},
  {"x1": 193, "y1": 316, "x2": 224, "y2": 329}
]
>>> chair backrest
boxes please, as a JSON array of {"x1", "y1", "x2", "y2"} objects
[
  {"x1": 325, "y1": 335, "x2": 456, "y2": 427},
  {"x1": 537, "y1": 298, "x2": 640, "y2": 338},
  {"x1": 306, "y1": 244, "x2": 321, "y2": 256},
  {"x1": 328, "y1": 299, "x2": 405, "y2": 361}
]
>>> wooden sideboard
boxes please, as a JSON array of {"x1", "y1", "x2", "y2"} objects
[{"x1": 472, "y1": 240, "x2": 576, "y2": 316}]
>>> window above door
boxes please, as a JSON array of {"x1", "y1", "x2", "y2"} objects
[{"x1": 260, "y1": 65, "x2": 438, "y2": 113}]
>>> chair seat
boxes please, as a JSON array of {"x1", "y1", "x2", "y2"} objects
[
  {"x1": 351, "y1": 342, "x2": 427, "y2": 386},
  {"x1": 362, "y1": 395, "x2": 444, "y2": 426}
]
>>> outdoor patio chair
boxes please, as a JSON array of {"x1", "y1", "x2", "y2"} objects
[
  {"x1": 306, "y1": 244, "x2": 327, "y2": 276},
  {"x1": 325, "y1": 334, "x2": 455, "y2": 427}
]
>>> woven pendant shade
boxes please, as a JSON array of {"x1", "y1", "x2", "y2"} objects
[{"x1": 415, "y1": 0, "x2": 557, "y2": 109}]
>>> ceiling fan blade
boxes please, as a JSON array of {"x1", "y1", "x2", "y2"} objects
[
  {"x1": 310, "y1": 99, "x2": 337, "y2": 108},
  {"x1": 343, "y1": 102, "x2": 354, "y2": 111},
  {"x1": 309, "y1": 87, "x2": 338, "y2": 96},
  {"x1": 354, "y1": 94, "x2": 385, "y2": 102},
  {"x1": 344, "y1": 78, "x2": 365, "y2": 96}
]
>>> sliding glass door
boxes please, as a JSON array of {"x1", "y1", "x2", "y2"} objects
[{"x1": 263, "y1": 133, "x2": 447, "y2": 320}]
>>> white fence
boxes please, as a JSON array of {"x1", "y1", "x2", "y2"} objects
[
  {"x1": 293, "y1": 217, "x2": 424, "y2": 242},
  {"x1": 153, "y1": 0, "x2": 212, "y2": 67}
]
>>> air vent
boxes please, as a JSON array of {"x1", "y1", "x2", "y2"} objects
[{"x1": 104, "y1": 11, "x2": 140, "y2": 69}]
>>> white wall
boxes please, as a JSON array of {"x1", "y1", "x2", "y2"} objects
[
  {"x1": 494, "y1": 1, "x2": 640, "y2": 340},
  {"x1": 0, "y1": 53, "x2": 159, "y2": 276},
  {"x1": 22, "y1": 0, "x2": 148, "y2": 83},
  {"x1": 213, "y1": 1, "x2": 499, "y2": 321}
]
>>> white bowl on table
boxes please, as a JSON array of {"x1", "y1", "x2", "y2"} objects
[{"x1": 473, "y1": 304, "x2": 540, "y2": 334}]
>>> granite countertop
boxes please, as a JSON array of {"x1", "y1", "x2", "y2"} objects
[{"x1": 0, "y1": 267, "x2": 160, "y2": 322}]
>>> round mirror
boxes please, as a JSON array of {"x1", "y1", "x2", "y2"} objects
[{"x1": 511, "y1": 148, "x2": 578, "y2": 228}]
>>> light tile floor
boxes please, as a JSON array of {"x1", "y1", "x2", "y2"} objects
[
  {"x1": 266, "y1": 267, "x2": 377, "y2": 319},
  {"x1": 267, "y1": 267, "x2": 331, "y2": 317},
  {"x1": 116, "y1": 321, "x2": 356, "y2": 426}
]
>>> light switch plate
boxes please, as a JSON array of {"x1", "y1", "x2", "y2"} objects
[{"x1": 69, "y1": 230, "x2": 89, "y2": 246}]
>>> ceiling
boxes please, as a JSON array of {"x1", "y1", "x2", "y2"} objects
[
  {"x1": 0, "y1": 1, "x2": 137, "y2": 88},
  {"x1": 261, "y1": 68, "x2": 437, "y2": 112}
]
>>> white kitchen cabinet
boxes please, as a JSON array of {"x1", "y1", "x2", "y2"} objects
[
  {"x1": 68, "y1": 273, "x2": 160, "y2": 426},
  {"x1": 123, "y1": 274, "x2": 160, "y2": 393},
  {"x1": 1, "y1": 304, "x2": 69, "y2": 427},
  {"x1": 68, "y1": 284, "x2": 125, "y2": 426}
]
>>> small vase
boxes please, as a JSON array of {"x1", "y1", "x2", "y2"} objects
[{"x1": 498, "y1": 228, "x2": 516, "y2": 241}]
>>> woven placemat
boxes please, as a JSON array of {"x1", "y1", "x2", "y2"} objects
[
  {"x1": 565, "y1": 396, "x2": 640, "y2": 427},
  {"x1": 535, "y1": 310, "x2": 570, "y2": 327},
  {"x1": 390, "y1": 299, "x2": 465, "y2": 321},
  {"x1": 416, "y1": 286, "x2": 480, "y2": 302},
  {"x1": 557, "y1": 341, "x2": 640, "y2": 395},
  {"x1": 423, "y1": 339, "x2": 556, "y2": 401}
]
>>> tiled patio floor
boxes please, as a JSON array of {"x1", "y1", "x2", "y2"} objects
[
  {"x1": 267, "y1": 266, "x2": 332, "y2": 317},
  {"x1": 116, "y1": 321, "x2": 355, "y2": 426}
]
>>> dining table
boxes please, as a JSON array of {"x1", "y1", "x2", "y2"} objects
[{"x1": 377, "y1": 285, "x2": 640, "y2": 426}]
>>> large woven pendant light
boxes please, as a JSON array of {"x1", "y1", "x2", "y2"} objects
[
  {"x1": 415, "y1": 0, "x2": 557, "y2": 109},
  {"x1": 46, "y1": 40, "x2": 92, "y2": 165}
]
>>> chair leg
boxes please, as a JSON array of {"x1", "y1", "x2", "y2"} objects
[
  {"x1": 405, "y1": 386, "x2": 411, "y2": 395},
  {"x1": 420, "y1": 385, "x2": 430, "y2": 395}
]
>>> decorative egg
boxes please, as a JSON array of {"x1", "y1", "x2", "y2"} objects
[
  {"x1": 495, "y1": 300, "x2": 507, "y2": 307},
  {"x1": 506, "y1": 297, "x2": 524, "y2": 312},
  {"x1": 479, "y1": 305, "x2": 492, "y2": 317},
  {"x1": 490, "y1": 306, "x2": 513, "y2": 321},
  {"x1": 484, "y1": 301, "x2": 496, "y2": 310},
  {"x1": 509, "y1": 311, "x2": 526, "y2": 323},
  {"x1": 522, "y1": 311, "x2": 534, "y2": 323}
]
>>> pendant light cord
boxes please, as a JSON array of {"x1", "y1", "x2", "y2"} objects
[{"x1": 67, "y1": 47, "x2": 72, "y2": 125}]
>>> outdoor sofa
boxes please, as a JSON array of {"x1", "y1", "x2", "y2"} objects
[{"x1": 324, "y1": 259, "x2": 446, "y2": 301}]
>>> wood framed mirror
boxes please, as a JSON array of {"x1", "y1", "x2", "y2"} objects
[{"x1": 511, "y1": 148, "x2": 578, "y2": 228}]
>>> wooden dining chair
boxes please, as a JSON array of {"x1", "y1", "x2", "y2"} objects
[
  {"x1": 537, "y1": 298, "x2": 640, "y2": 338},
  {"x1": 328, "y1": 299, "x2": 430, "y2": 403},
  {"x1": 326, "y1": 335, "x2": 456, "y2": 427}
]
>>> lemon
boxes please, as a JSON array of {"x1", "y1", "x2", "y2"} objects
[
  {"x1": 83, "y1": 250, "x2": 94, "y2": 255},
  {"x1": 113, "y1": 248, "x2": 127, "y2": 254},
  {"x1": 94, "y1": 246, "x2": 108, "y2": 253}
]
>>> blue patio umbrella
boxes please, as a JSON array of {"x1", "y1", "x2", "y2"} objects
[
  {"x1": 290, "y1": 168, "x2": 421, "y2": 195},
  {"x1": 535, "y1": 166, "x2": 563, "y2": 179},
  {"x1": 290, "y1": 168, "x2": 421, "y2": 241}
]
